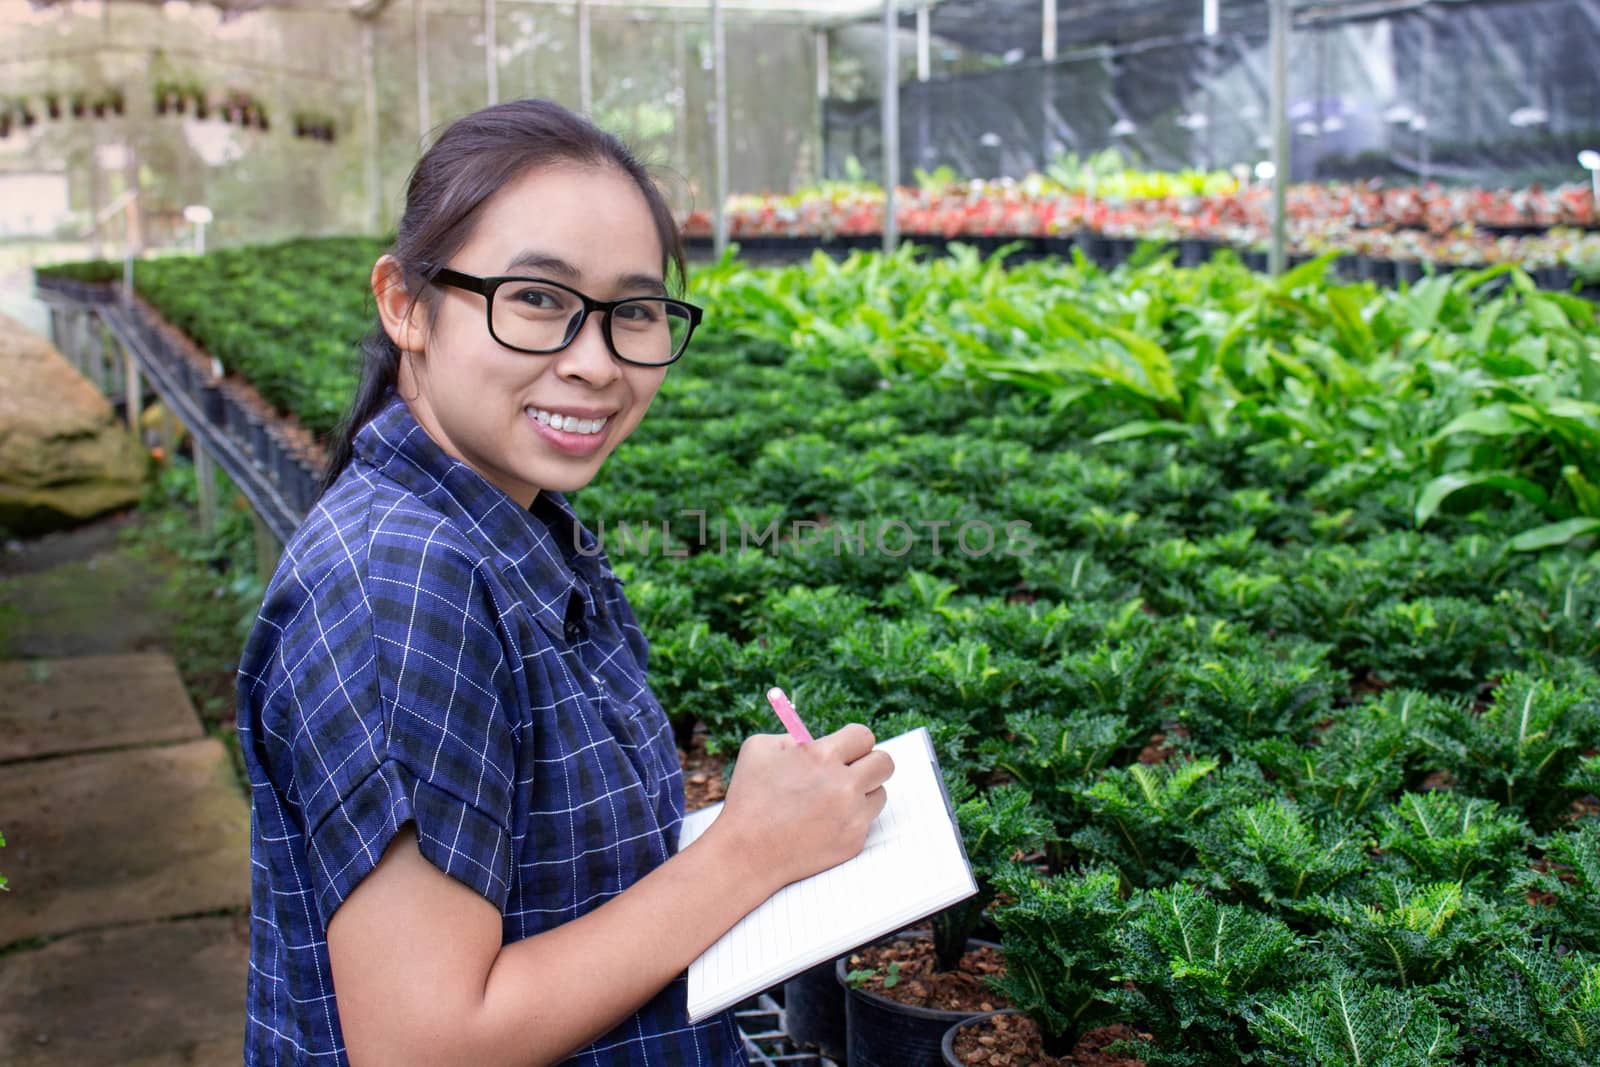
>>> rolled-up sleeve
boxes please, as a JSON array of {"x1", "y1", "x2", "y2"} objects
[{"x1": 251, "y1": 503, "x2": 521, "y2": 926}]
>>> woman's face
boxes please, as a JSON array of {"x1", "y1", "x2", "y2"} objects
[{"x1": 395, "y1": 163, "x2": 672, "y2": 507}]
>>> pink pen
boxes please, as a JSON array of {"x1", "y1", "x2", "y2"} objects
[{"x1": 766, "y1": 686, "x2": 814, "y2": 744}]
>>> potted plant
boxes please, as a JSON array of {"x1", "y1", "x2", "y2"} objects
[
  {"x1": 836, "y1": 783, "x2": 1052, "y2": 1066},
  {"x1": 942, "y1": 865, "x2": 1129, "y2": 1065},
  {"x1": 44, "y1": 91, "x2": 61, "y2": 119}
]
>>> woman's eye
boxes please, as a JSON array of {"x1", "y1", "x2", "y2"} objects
[
  {"x1": 614, "y1": 301, "x2": 661, "y2": 325},
  {"x1": 510, "y1": 286, "x2": 566, "y2": 311}
]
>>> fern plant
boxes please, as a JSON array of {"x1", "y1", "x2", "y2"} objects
[
  {"x1": 1245, "y1": 689, "x2": 1450, "y2": 821},
  {"x1": 1444, "y1": 943, "x2": 1600, "y2": 1066},
  {"x1": 930, "y1": 783, "x2": 1054, "y2": 972},
  {"x1": 1515, "y1": 821, "x2": 1600, "y2": 952},
  {"x1": 1188, "y1": 797, "x2": 1368, "y2": 911},
  {"x1": 1373, "y1": 790, "x2": 1532, "y2": 887},
  {"x1": 1070, "y1": 758, "x2": 1225, "y2": 888},
  {"x1": 1252, "y1": 971, "x2": 1460, "y2": 1065},
  {"x1": 986, "y1": 865, "x2": 1130, "y2": 1053},
  {"x1": 1300, "y1": 875, "x2": 1508, "y2": 988},
  {"x1": 1429, "y1": 665, "x2": 1600, "y2": 829},
  {"x1": 1173, "y1": 638, "x2": 1339, "y2": 751},
  {"x1": 978, "y1": 707, "x2": 1138, "y2": 849},
  {"x1": 1111, "y1": 883, "x2": 1305, "y2": 1066}
]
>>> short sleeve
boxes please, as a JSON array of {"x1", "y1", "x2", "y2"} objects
[{"x1": 243, "y1": 503, "x2": 522, "y2": 927}]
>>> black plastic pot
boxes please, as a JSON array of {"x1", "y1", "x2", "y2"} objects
[
  {"x1": 226, "y1": 392, "x2": 253, "y2": 443},
  {"x1": 250, "y1": 418, "x2": 272, "y2": 468},
  {"x1": 941, "y1": 1008, "x2": 1028, "y2": 1067},
  {"x1": 198, "y1": 381, "x2": 225, "y2": 425},
  {"x1": 1038, "y1": 235, "x2": 1077, "y2": 261},
  {"x1": 1241, "y1": 249, "x2": 1269, "y2": 273},
  {"x1": 1533, "y1": 265, "x2": 1573, "y2": 291},
  {"x1": 1394, "y1": 258, "x2": 1424, "y2": 285},
  {"x1": 783, "y1": 957, "x2": 847, "y2": 1061},
  {"x1": 837, "y1": 934, "x2": 998, "y2": 1067},
  {"x1": 1178, "y1": 238, "x2": 1217, "y2": 268}
]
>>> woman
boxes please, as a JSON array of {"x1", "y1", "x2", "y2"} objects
[{"x1": 237, "y1": 99, "x2": 893, "y2": 1066}]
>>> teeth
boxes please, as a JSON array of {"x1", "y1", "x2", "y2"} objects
[{"x1": 529, "y1": 408, "x2": 608, "y2": 436}]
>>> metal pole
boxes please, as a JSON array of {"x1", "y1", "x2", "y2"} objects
[
  {"x1": 1042, "y1": 0, "x2": 1056, "y2": 61},
  {"x1": 1268, "y1": 0, "x2": 1289, "y2": 276},
  {"x1": 674, "y1": 21, "x2": 689, "y2": 178},
  {"x1": 124, "y1": 342, "x2": 143, "y2": 435},
  {"x1": 362, "y1": 21, "x2": 382, "y2": 234},
  {"x1": 816, "y1": 27, "x2": 829, "y2": 99},
  {"x1": 578, "y1": 0, "x2": 592, "y2": 115},
  {"x1": 194, "y1": 444, "x2": 218, "y2": 537},
  {"x1": 416, "y1": 0, "x2": 432, "y2": 144},
  {"x1": 882, "y1": 0, "x2": 899, "y2": 253},
  {"x1": 485, "y1": 0, "x2": 499, "y2": 105},
  {"x1": 916, "y1": 6, "x2": 930, "y2": 81},
  {"x1": 711, "y1": 0, "x2": 729, "y2": 257}
]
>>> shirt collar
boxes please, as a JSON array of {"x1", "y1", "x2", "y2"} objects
[{"x1": 353, "y1": 393, "x2": 612, "y2": 641}]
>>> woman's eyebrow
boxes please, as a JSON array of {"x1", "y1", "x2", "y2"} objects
[{"x1": 506, "y1": 250, "x2": 665, "y2": 296}]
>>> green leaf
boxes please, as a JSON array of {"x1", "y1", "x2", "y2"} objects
[
  {"x1": 1415, "y1": 471, "x2": 1550, "y2": 527},
  {"x1": 1090, "y1": 420, "x2": 1197, "y2": 444},
  {"x1": 1508, "y1": 518, "x2": 1600, "y2": 553}
]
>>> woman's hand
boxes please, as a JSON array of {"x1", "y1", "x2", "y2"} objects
[{"x1": 710, "y1": 723, "x2": 895, "y2": 894}]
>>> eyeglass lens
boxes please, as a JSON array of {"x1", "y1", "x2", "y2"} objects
[{"x1": 492, "y1": 281, "x2": 691, "y2": 364}]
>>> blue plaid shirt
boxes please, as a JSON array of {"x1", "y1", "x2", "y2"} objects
[{"x1": 237, "y1": 395, "x2": 746, "y2": 1065}]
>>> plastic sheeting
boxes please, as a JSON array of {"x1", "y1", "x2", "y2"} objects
[{"x1": 826, "y1": 0, "x2": 1600, "y2": 188}]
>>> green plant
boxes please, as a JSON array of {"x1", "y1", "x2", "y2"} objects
[
  {"x1": 1300, "y1": 875, "x2": 1509, "y2": 987},
  {"x1": 987, "y1": 865, "x2": 1130, "y2": 1053},
  {"x1": 1189, "y1": 798, "x2": 1368, "y2": 910},
  {"x1": 1515, "y1": 821, "x2": 1600, "y2": 952},
  {"x1": 1111, "y1": 883, "x2": 1304, "y2": 1066},
  {"x1": 1444, "y1": 943, "x2": 1600, "y2": 1065},
  {"x1": 1427, "y1": 665, "x2": 1600, "y2": 828},
  {"x1": 1373, "y1": 791, "x2": 1532, "y2": 886},
  {"x1": 929, "y1": 783, "x2": 1053, "y2": 972},
  {"x1": 1252, "y1": 972, "x2": 1459, "y2": 1065},
  {"x1": 1173, "y1": 638, "x2": 1339, "y2": 751}
]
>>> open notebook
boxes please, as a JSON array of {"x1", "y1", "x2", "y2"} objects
[{"x1": 678, "y1": 727, "x2": 977, "y2": 1023}]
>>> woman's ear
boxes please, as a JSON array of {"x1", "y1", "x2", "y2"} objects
[{"x1": 372, "y1": 254, "x2": 428, "y2": 354}]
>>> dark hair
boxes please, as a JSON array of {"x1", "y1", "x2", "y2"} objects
[{"x1": 319, "y1": 98, "x2": 688, "y2": 494}]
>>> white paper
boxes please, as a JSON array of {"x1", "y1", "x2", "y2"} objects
[{"x1": 680, "y1": 727, "x2": 977, "y2": 1023}]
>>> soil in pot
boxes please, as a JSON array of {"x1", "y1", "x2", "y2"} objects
[
  {"x1": 839, "y1": 931, "x2": 1006, "y2": 1067},
  {"x1": 944, "y1": 1010, "x2": 1148, "y2": 1067}
]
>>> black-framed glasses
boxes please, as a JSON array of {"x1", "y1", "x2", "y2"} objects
[{"x1": 429, "y1": 266, "x2": 703, "y2": 367}]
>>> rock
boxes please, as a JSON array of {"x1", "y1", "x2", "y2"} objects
[{"x1": 0, "y1": 310, "x2": 145, "y2": 536}]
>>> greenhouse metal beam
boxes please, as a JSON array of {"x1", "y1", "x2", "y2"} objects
[
  {"x1": 579, "y1": 0, "x2": 592, "y2": 114},
  {"x1": 415, "y1": 0, "x2": 431, "y2": 142},
  {"x1": 362, "y1": 20, "x2": 381, "y2": 233},
  {"x1": 1042, "y1": 0, "x2": 1055, "y2": 60},
  {"x1": 485, "y1": 0, "x2": 499, "y2": 104},
  {"x1": 1269, "y1": 0, "x2": 1288, "y2": 275},
  {"x1": 882, "y1": 0, "x2": 899, "y2": 252},
  {"x1": 712, "y1": 0, "x2": 729, "y2": 257}
]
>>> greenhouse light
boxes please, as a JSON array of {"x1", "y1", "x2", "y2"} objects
[
  {"x1": 184, "y1": 204, "x2": 213, "y2": 254},
  {"x1": 1254, "y1": 161, "x2": 1276, "y2": 182},
  {"x1": 1580, "y1": 150, "x2": 1600, "y2": 210},
  {"x1": 1383, "y1": 104, "x2": 1416, "y2": 125}
]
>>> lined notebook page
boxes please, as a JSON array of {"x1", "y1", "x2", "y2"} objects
[{"x1": 680, "y1": 727, "x2": 976, "y2": 1023}]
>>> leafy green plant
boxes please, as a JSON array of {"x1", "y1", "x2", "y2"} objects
[
  {"x1": 1173, "y1": 639, "x2": 1339, "y2": 751},
  {"x1": 1189, "y1": 798, "x2": 1367, "y2": 910},
  {"x1": 1516, "y1": 821, "x2": 1600, "y2": 952},
  {"x1": 1444, "y1": 943, "x2": 1600, "y2": 1066},
  {"x1": 979, "y1": 708, "x2": 1138, "y2": 850},
  {"x1": 1426, "y1": 666, "x2": 1600, "y2": 828},
  {"x1": 1374, "y1": 791, "x2": 1532, "y2": 886},
  {"x1": 987, "y1": 865, "x2": 1130, "y2": 1053},
  {"x1": 1112, "y1": 884, "x2": 1304, "y2": 1066},
  {"x1": 1301, "y1": 875, "x2": 1509, "y2": 987},
  {"x1": 930, "y1": 783, "x2": 1053, "y2": 972},
  {"x1": 1252, "y1": 972, "x2": 1459, "y2": 1065},
  {"x1": 1245, "y1": 689, "x2": 1450, "y2": 821}
]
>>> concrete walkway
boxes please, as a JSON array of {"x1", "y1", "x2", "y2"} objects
[{"x1": 0, "y1": 634, "x2": 250, "y2": 1061}]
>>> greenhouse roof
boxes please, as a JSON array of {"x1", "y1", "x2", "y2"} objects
[
  {"x1": 23, "y1": 0, "x2": 901, "y2": 22},
  {"x1": 892, "y1": 0, "x2": 1531, "y2": 58}
]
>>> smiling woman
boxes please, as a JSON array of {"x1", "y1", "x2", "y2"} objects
[{"x1": 234, "y1": 99, "x2": 894, "y2": 1067}]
